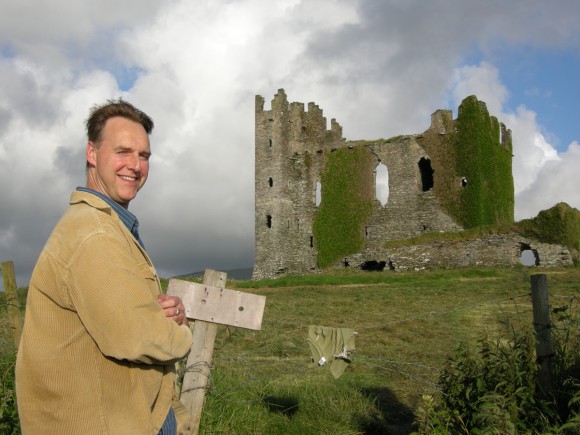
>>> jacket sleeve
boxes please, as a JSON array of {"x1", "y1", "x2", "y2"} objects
[{"x1": 66, "y1": 230, "x2": 192, "y2": 364}]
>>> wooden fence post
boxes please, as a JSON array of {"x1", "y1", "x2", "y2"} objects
[
  {"x1": 180, "y1": 269, "x2": 225, "y2": 434},
  {"x1": 530, "y1": 273, "x2": 554, "y2": 396},
  {"x1": 167, "y1": 269, "x2": 266, "y2": 435},
  {"x1": 1, "y1": 260, "x2": 23, "y2": 349}
]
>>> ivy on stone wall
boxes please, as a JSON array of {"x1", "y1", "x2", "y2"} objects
[
  {"x1": 516, "y1": 202, "x2": 580, "y2": 253},
  {"x1": 453, "y1": 96, "x2": 514, "y2": 228},
  {"x1": 313, "y1": 147, "x2": 374, "y2": 268}
]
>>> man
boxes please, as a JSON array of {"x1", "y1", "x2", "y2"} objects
[{"x1": 16, "y1": 99, "x2": 193, "y2": 434}]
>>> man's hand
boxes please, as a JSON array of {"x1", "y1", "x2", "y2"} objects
[{"x1": 157, "y1": 294, "x2": 189, "y2": 327}]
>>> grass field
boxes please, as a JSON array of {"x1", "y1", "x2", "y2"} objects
[
  {"x1": 180, "y1": 266, "x2": 580, "y2": 434},
  {"x1": 2, "y1": 266, "x2": 580, "y2": 434}
]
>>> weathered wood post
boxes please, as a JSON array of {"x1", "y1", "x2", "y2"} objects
[
  {"x1": 530, "y1": 273, "x2": 554, "y2": 396},
  {"x1": 1, "y1": 261, "x2": 23, "y2": 349},
  {"x1": 167, "y1": 269, "x2": 266, "y2": 435}
]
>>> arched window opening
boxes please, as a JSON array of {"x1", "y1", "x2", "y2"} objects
[
  {"x1": 266, "y1": 215, "x2": 272, "y2": 228},
  {"x1": 375, "y1": 163, "x2": 389, "y2": 205},
  {"x1": 268, "y1": 177, "x2": 273, "y2": 187},
  {"x1": 519, "y1": 243, "x2": 539, "y2": 266},
  {"x1": 310, "y1": 236, "x2": 314, "y2": 248},
  {"x1": 315, "y1": 180, "x2": 322, "y2": 206},
  {"x1": 418, "y1": 157, "x2": 434, "y2": 192},
  {"x1": 268, "y1": 138, "x2": 272, "y2": 147},
  {"x1": 461, "y1": 177, "x2": 468, "y2": 188}
]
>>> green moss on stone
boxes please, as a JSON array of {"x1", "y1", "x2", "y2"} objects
[
  {"x1": 453, "y1": 96, "x2": 514, "y2": 228},
  {"x1": 313, "y1": 147, "x2": 374, "y2": 267},
  {"x1": 516, "y1": 202, "x2": 580, "y2": 252}
]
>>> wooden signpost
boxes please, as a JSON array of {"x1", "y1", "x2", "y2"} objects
[{"x1": 167, "y1": 269, "x2": 266, "y2": 435}]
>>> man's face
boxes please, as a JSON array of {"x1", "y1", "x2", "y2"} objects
[{"x1": 86, "y1": 116, "x2": 151, "y2": 208}]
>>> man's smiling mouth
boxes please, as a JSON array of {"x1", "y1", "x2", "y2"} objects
[{"x1": 119, "y1": 175, "x2": 137, "y2": 182}]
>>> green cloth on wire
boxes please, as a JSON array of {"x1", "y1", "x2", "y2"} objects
[{"x1": 307, "y1": 325, "x2": 356, "y2": 378}]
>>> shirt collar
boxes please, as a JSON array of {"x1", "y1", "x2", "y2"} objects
[{"x1": 75, "y1": 187, "x2": 145, "y2": 249}]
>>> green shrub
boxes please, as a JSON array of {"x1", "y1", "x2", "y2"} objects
[{"x1": 415, "y1": 302, "x2": 580, "y2": 433}]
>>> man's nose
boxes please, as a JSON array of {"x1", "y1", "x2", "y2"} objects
[{"x1": 127, "y1": 153, "x2": 141, "y2": 171}]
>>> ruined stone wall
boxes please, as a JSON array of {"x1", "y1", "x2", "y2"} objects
[
  {"x1": 344, "y1": 234, "x2": 574, "y2": 271},
  {"x1": 362, "y1": 136, "x2": 463, "y2": 253}
]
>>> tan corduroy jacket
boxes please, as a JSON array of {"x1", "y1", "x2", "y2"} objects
[{"x1": 16, "y1": 191, "x2": 193, "y2": 434}]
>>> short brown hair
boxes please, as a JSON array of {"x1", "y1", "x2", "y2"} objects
[{"x1": 86, "y1": 99, "x2": 154, "y2": 143}]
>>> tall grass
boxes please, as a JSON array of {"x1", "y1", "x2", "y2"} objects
[{"x1": 0, "y1": 318, "x2": 19, "y2": 434}]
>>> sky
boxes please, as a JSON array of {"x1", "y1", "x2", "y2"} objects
[{"x1": 0, "y1": 0, "x2": 579, "y2": 287}]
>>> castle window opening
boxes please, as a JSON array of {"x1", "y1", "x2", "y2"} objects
[
  {"x1": 297, "y1": 218, "x2": 300, "y2": 230},
  {"x1": 315, "y1": 180, "x2": 321, "y2": 206},
  {"x1": 461, "y1": 177, "x2": 468, "y2": 187},
  {"x1": 375, "y1": 163, "x2": 389, "y2": 205},
  {"x1": 268, "y1": 138, "x2": 272, "y2": 147},
  {"x1": 310, "y1": 236, "x2": 314, "y2": 248},
  {"x1": 418, "y1": 157, "x2": 434, "y2": 192},
  {"x1": 267, "y1": 215, "x2": 272, "y2": 228},
  {"x1": 519, "y1": 243, "x2": 539, "y2": 266},
  {"x1": 268, "y1": 177, "x2": 273, "y2": 187}
]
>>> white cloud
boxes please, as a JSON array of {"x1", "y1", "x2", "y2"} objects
[
  {"x1": 450, "y1": 62, "x2": 509, "y2": 116},
  {"x1": 516, "y1": 142, "x2": 580, "y2": 220},
  {"x1": 505, "y1": 107, "x2": 560, "y2": 194}
]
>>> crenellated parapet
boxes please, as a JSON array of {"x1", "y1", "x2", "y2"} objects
[{"x1": 256, "y1": 89, "x2": 344, "y2": 156}]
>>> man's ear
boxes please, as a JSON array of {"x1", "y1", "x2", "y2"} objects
[{"x1": 86, "y1": 141, "x2": 97, "y2": 167}]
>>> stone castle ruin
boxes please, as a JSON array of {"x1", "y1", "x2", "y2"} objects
[{"x1": 253, "y1": 89, "x2": 576, "y2": 280}]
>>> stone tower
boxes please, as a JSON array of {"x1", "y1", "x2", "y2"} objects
[{"x1": 253, "y1": 89, "x2": 345, "y2": 279}]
